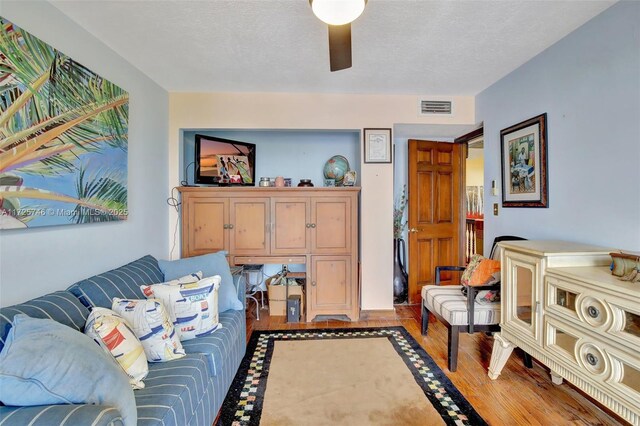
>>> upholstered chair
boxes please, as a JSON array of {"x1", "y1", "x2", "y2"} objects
[{"x1": 421, "y1": 236, "x2": 533, "y2": 372}]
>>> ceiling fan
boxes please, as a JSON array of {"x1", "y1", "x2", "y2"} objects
[{"x1": 309, "y1": 0, "x2": 367, "y2": 72}]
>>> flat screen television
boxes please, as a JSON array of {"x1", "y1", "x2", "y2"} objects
[{"x1": 194, "y1": 135, "x2": 256, "y2": 186}]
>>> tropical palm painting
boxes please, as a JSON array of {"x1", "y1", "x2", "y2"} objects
[{"x1": 0, "y1": 17, "x2": 128, "y2": 229}]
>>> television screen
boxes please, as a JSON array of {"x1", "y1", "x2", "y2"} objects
[{"x1": 195, "y1": 135, "x2": 256, "y2": 185}]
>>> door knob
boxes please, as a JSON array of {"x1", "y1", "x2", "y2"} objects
[
  {"x1": 228, "y1": 224, "x2": 234, "y2": 229},
  {"x1": 409, "y1": 228, "x2": 419, "y2": 233}
]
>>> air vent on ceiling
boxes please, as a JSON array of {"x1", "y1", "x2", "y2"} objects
[{"x1": 420, "y1": 100, "x2": 452, "y2": 115}]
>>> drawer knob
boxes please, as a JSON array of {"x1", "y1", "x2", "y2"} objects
[
  {"x1": 585, "y1": 353, "x2": 598, "y2": 366},
  {"x1": 306, "y1": 223, "x2": 311, "y2": 228},
  {"x1": 587, "y1": 306, "x2": 600, "y2": 319}
]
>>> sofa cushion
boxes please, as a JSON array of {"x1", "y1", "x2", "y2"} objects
[
  {"x1": 422, "y1": 285, "x2": 500, "y2": 326},
  {"x1": 134, "y1": 354, "x2": 210, "y2": 426},
  {"x1": 180, "y1": 309, "x2": 245, "y2": 377},
  {"x1": 0, "y1": 404, "x2": 124, "y2": 426},
  {"x1": 67, "y1": 255, "x2": 164, "y2": 309},
  {"x1": 0, "y1": 315, "x2": 137, "y2": 426},
  {"x1": 158, "y1": 252, "x2": 243, "y2": 312},
  {"x1": 0, "y1": 290, "x2": 89, "y2": 353}
]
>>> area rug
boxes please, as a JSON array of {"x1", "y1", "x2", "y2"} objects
[{"x1": 218, "y1": 327, "x2": 486, "y2": 426}]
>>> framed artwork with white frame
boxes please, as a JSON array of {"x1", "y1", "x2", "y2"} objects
[{"x1": 363, "y1": 128, "x2": 392, "y2": 163}]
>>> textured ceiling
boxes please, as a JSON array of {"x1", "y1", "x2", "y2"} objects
[{"x1": 51, "y1": 0, "x2": 615, "y2": 95}]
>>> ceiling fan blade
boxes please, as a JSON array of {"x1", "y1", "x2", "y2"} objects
[{"x1": 328, "y1": 24, "x2": 352, "y2": 72}]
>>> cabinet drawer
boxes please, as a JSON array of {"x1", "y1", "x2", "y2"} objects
[
  {"x1": 544, "y1": 316, "x2": 640, "y2": 414},
  {"x1": 544, "y1": 316, "x2": 609, "y2": 378},
  {"x1": 546, "y1": 274, "x2": 640, "y2": 352},
  {"x1": 605, "y1": 297, "x2": 640, "y2": 351},
  {"x1": 233, "y1": 256, "x2": 306, "y2": 265},
  {"x1": 545, "y1": 276, "x2": 611, "y2": 330}
]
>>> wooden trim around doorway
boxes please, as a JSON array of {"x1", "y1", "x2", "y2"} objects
[{"x1": 454, "y1": 126, "x2": 483, "y2": 144}]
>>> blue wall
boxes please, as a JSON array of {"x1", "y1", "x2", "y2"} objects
[
  {"x1": 477, "y1": 1, "x2": 640, "y2": 251},
  {"x1": 181, "y1": 130, "x2": 360, "y2": 188}
]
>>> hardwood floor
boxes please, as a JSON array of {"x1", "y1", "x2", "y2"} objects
[{"x1": 245, "y1": 300, "x2": 624, "y2": 425}]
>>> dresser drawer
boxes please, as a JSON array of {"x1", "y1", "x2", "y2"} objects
[
  {"x1": 606, "y1": 297, "x2": 640, "y2": 350},
  {"x1": 545, "y1": 274, "x2": 640, "y2": 353},
  {"x1": 544, "y1": 316, "x2": 609, "y2": 377},
  {"x1": 545, "y1": 275, "x2": 612, "y2": 330},
  {"x1": 544, "y1": 316, "x2": 640, "y2": 415}
]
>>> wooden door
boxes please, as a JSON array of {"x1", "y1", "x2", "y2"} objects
[
  {"x1": 271, "y1": 197, "x2": 310, "y2": 254},
  {"x1": 183, "y1": 196, "x2": 228, "y2": 257},
  {"x1": 311, "y1": 197, "x2": 351, "y2": 254},
  {"x1": 309, "y1": 256, "x2": 351, "y2": 319},
  {"x1": 229, "y1": 197, "x2": 270, "y2": 255},
  {"x1": 408, "y1": 140, "x2": 465, "y2": 304}
]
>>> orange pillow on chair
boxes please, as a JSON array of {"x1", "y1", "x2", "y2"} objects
[
  {"x1": 460, "y1": 254, "x2": 484, "y2": 286},
  {"x1": 468, "y1": 259, "x2": 501, "y2": 286}
]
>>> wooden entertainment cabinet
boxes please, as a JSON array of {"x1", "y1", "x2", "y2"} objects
[
  {"x1": 178, "y1": 187, "x2": 360, "y2": 321},
  {"x1": 488, "y1": 240, "x2": 640, "y2": 424}
]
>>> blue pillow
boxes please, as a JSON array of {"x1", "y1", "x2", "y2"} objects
[
  {"x1": 0, "y1": 315, "x2": 137, "y2": 426},
  {"x1": 158, "y1": 251, "x2": 243, "y2": 312}
]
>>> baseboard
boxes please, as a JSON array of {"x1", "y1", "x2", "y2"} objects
[{"x1": 359, "y1": 308, "x2": 397, "y2": 320}]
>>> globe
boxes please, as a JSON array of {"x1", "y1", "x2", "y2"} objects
[{"x1": 323, "y1": 155, "x2": 350, "y2": 185}]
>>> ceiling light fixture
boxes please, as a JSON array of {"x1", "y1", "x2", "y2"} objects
[{"x1": 310, "y1": 0, "x2": 367, "y2": 26}]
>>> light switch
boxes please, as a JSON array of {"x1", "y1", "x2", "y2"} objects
[{"x1": 493, "y1": 203, "x2": 499, "y2": 216}]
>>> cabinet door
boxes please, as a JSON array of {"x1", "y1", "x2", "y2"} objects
[
  {"x1": 308, "y1": 256, "x2": 352, "y2": 319},
  {"x1": 502, "y1": 250, "x2": 542, "y2": 345},
  {"x1": 229, "y1": 198, "x2": 270, "y2": 255},
  {"x1": 183, "y1": 197, "x2": 228, "y2": 257},
  {"x1": 311, "y1": 197, "x2": 352, "y2": 254},
  {"x1": 271, "y1": 197, "x2": 310, "y2": 255}
]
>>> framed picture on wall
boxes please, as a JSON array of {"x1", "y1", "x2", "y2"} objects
[
  {"x1": 363, "y1": 128, "x2": 392, "y2": 163},
  {"x1": 500, "y1": 113, "x2": 548, "y2": 207}
]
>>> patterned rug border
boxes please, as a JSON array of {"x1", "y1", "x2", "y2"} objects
[{"x1": 218, "y1": 326, "x2": 487, "y2": 426}]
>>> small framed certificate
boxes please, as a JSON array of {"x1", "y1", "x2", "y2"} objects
[{"x1": 363, "y1": 128, "x2": 392, "y2": 163}]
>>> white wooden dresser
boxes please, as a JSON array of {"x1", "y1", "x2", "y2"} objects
[{"x1": 488, "y1": 240, "x2": 640, "y2": 425}]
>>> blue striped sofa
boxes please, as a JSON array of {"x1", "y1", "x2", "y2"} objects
[{"x1": 0, "y1": 255, "x2": 246, "y2": 426}]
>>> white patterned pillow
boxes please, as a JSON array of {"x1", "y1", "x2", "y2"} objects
[
  {"x1": 111, "y1": 298, "x2": 185, "y2": 362},
  {"x1": 85, "y1": 307, "x2": 148, "y2": 389},
  {"x1": 166, "y1": 271, "x2": 203, "y2": 285},
  {"x1": 141, "y1": 275, "x2": 222, "y2": 341}
]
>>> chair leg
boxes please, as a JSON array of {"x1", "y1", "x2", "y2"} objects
[
  {"x1": 421, "y1": 303, "x2": 430, "y2": 335},
  {"x1": 523, "y1": 351, "x2": 533, "y2": 369},
  {"x1": 448, "y1": 325, "x2": 460, "y2": 372}
]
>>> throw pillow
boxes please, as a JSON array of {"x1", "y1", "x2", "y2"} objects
[
  {"x1": 141, "y1": 275, "x2": 222, "y2": 341},
  {"x1": 85, "y1": 307, "x2": 149, "y2": 389},
  {"x1": 0, "y1": 315, "x2": 137, "y2": 426},
  {"x1": 158, "y1": 251, "x2": 243, "y2": 312},
  {"x1": 460, "y1": 254, "x2": 484, "y2": 286},
  {"x1": 476, "y1": 289, "x2": 500, "y2": 304},
  {"x1": 112, "y1": 298, "x2": 186, "y2": 362},
  {"x1": 469, "y1": 259, "x2": 501, "y2": 286}
]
